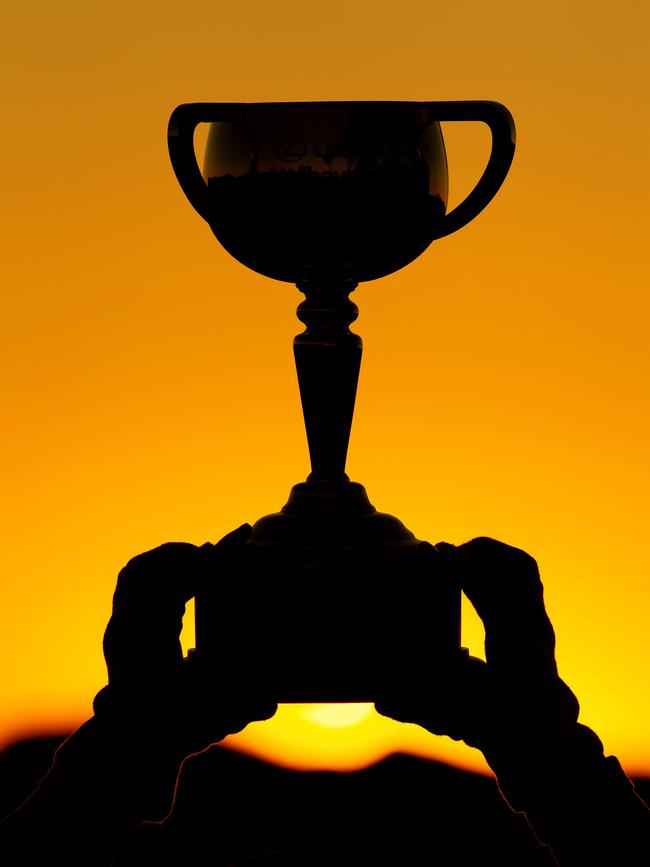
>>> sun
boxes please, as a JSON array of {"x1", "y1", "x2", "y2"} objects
[{"x1": 300, "y1": 703, "x2": 374, "y2": 729}]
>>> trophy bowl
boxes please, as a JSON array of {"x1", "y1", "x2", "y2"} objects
[
  {"x1": 169, "y1": 101, "x2": 514, "y2": 285},
  {"x1": 168, "y1": 101, "x2": 515, "y2": 702},
  {"x1": 201, "y1": 103, "x2": 447, "y2": 284}
]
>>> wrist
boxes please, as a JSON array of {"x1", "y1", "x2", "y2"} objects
[
  {"x1": 92, "y1": 682, "x2": 208, "y2": 773},
  {"x1": 0, "y1": 715, "x2": 184, "y2": 863},
  {"x1": 482, "y1": 722, "x2": 649, "y2": 862},
  {"x1": 56, "y1": 713, "x2": 185, "y2": 822},
  {"x1": 481, "y1": 721, "x2": 606, "y2": 806}
]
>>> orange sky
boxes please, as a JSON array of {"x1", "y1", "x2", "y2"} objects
[{"x1": 1, "y1": 0, "x2": 649, "y2": 776}]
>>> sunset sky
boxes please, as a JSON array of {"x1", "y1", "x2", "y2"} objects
[{"x1": 1, "y1": 1, "x2": 648, "y2": 776}]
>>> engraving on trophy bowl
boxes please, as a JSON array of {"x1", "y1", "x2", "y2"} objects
[{"x1": 201, "y1": 104, "x2": 448, "y2": 284}]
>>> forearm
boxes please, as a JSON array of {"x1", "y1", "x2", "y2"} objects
[
  {"x1": 0, "y1": 715, "x2": 185, "y2": 866},
  {"x1": 483, "y1": 724, "x2": 650, "y2": 865}
]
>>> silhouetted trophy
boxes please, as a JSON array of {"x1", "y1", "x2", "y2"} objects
[{"x1": 168, "y1": 101, "x2": 515, "y2": 702}]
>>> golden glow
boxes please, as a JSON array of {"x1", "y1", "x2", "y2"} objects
[
  {"x1": 300, "y1": 704, "x2": 374, "y2": 729},
  {"x1": 220, "y1": 703, "x2": 488, "y2": 773},
  {"x1": 1, "y1": 0, "x2": 648, "y2": 777}
]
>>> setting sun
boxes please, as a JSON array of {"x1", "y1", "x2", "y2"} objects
[{"x1": 301, "y1": 705, "x2": 375, "y2": 729}]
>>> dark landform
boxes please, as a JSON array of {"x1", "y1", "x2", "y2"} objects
[{"x1": 2, "y1": 733, "x2": 647, "y2": 864}]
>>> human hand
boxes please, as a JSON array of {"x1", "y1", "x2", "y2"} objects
[
  {"x1": 375, "y1": 537, "x2": 580, "y2": 759},
  {"x1": 374, "y1": 541, "x2": 650, "y2": 866},
  {"x1": 93, "y1": 524, "x2": 277, "y2": 759}
]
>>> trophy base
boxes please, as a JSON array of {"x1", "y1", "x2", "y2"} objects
[
  {"x1": 192, "y1": 477, "x2": 462, "y2": 703},
  {"x1": 250, "y1": 474, "x2": 416, "y2": 547}
]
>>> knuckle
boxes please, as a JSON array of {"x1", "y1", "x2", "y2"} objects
[
  {"x1": 112, "y1": 542, "x2": 203, "y2": 615},
  {"x1": 468, "y1": 537, "x2": 540, "y2": 580},
  {"x1": 115, "y1": 543, "x2": 198, "y2": 589}
]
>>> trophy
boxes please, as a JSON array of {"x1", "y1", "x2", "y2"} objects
[{"x1": 168, "y1": 101, "x2": 515, "y2": 702}]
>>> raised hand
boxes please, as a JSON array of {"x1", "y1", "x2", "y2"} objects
[
  {"x1": 95, "y1": 525, "x2": 277, "y2": 757},
  {"x1": 376, "y1": 537, "x2": 649, "y2": 864},
  {"x1": 376, "y1": 536, "x2": 579, "y2": 755}
]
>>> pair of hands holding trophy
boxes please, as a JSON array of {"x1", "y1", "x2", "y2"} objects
[
  {"x1": 97, "y1": 527, "x2": 580, "y2": 766},
  {"x1": 95, "y1": 530, "x2": 628, "y2": 865}
]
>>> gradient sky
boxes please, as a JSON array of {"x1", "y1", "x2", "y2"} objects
[{"x1": 1, "y1": 0, "x2": 648, "y2": 775}]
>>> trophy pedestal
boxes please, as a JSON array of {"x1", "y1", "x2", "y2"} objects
[
  {"x1": 192, "y1": 282, "x2": 464, "y2": 703},
  {"x1": 194, "y1": 478, "x2": 461, "y2": 702}
]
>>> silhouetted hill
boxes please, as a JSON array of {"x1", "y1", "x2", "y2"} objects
[{"x1": 1, "y1": 734, "x2": 647, "y2": 865}]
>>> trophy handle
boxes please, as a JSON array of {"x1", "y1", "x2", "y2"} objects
[
  {"x1": 167, "y1": 103, "x2": 243, "y2": 221},
  {"x1": 427, "y1": 101, "x2": 516, "y2": 239}
]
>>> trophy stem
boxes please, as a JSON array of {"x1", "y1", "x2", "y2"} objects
[{"x1": 294, "y1": 278, "x2": 362, "y2": 482}]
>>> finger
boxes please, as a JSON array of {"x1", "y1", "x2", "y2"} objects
[
  {"x1": 214, "y1": 523, "x2": 252, "y2": 549},
  {"x1": 94, "y1": 671, "x2": 278, "y2": 755},
  {"x1": 443, "y1": 538, "x2": 580, "y2": 722},
  {"x1": 438, "y1": 537, "x2": 558, "y2": 680},
  {"x1": 111, "y1": 542, "x2": 209, "y2": 613},
  {"x1": 189, "y1": 698, "x2": 278, "y2": 742},
  {"x1": 375, "y1": 655, "x2": 493, "y2": 748},
  {"x1": 105, "y1": 527, "x2": 252, "y2": 683},
  {"x1": 110, "y1": 525, "x2": 251, "y2": 615},
  {"x1": 168, "y1": 665, "x2": 278, "y2": 752},
  {"x1": 191, "y1": 524, "x2": 252, "y2": 597},
  {"x1": 105, "y1": 542, "x2": 214, "y2": 682}
]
